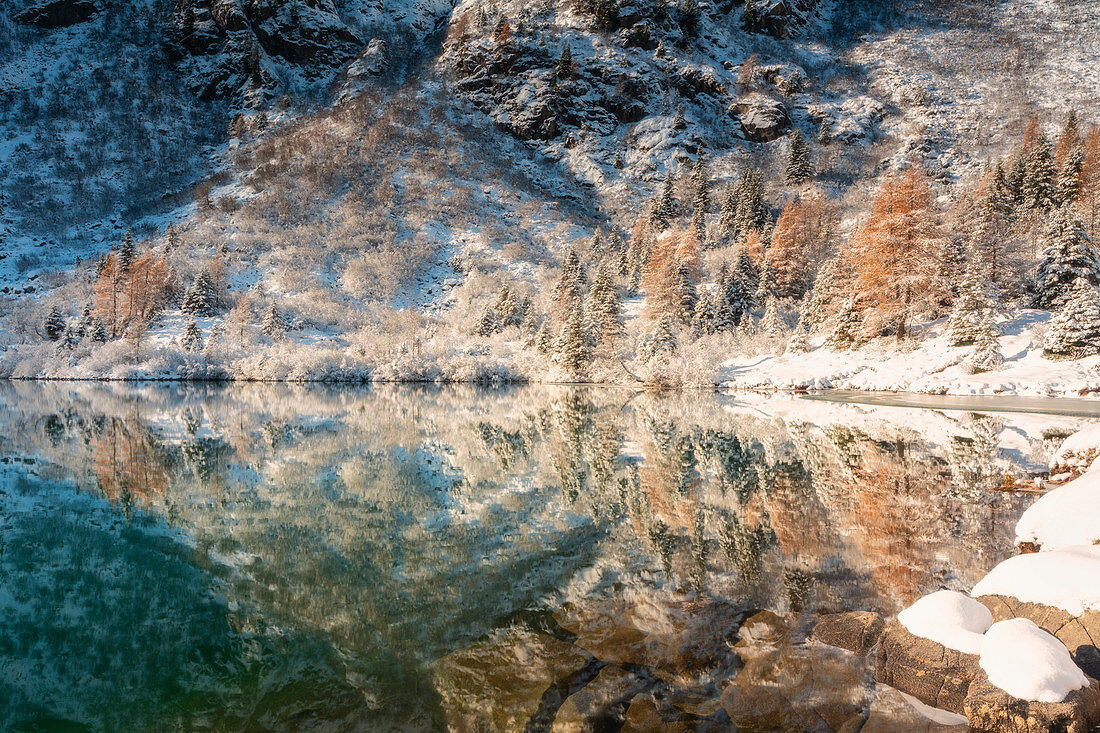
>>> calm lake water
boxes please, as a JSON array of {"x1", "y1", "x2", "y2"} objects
[{"x1": 0, "y1": 383, "x2": 1094, "y2": 732}]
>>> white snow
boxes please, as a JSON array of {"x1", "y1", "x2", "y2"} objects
[
  {"x1": 1051, "y1": 425, "x2": 1100, "y2": 472},
  {"x1": 1015, "y1": 460, "x2": 1100, "y2": 551},
  {"x1": 979, "y1": 618, "x2": 1089, "y2": 703},
  {"x1": 897, "y1": 590, "x2": 992, "y2": 655},
  {"x1": 971, "y1": 545, "x2": 1100, "y2": 617}
]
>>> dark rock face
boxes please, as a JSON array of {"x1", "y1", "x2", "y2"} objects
[
  {"x1": 976, "y1": 594, "x2": 1100, "y2": 680},
  {"x1": 874, "y1": 622, "x2": 980, "y2": 714},
  {"x1": 14, "y1": 0, "x2": 97, "y2": 28},
  {"x1": 814, "y1": 611, "x2": 885, "y2": 657},
  {"x1": 728, "y1": 94, "x2": 789, "y2": 142},
  {"x1": 964, "y1": 670, "x2": 1100, "y2": 733},
  {"x1": 754, "y1": 0, "x2": 819, "y2": 39}
]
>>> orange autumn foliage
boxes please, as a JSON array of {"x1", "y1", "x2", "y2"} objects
[
  {"x1": 767, "y1": 192, "x2": 834, "y2": 297},
  {"x1": 94, "y1": 249, "x2": 174, "y2": 337},
  {"x1": 92, "y1": 419, "x2": 170, "y2": 506},
  {"x1": 849, "y1": 167, "x2": 945, "y2": 339},
  {"x1": 643, "y1": 227, "x2": 700, "y2": 323}
]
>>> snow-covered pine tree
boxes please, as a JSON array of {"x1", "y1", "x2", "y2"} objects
[
  {"x1": 43, "y1": 306, "x2": 65, "y2": 341},
  {"x1": 753, "y1": 262, "x2": 775, "y2": 306},
  {"x1": 182, "y1": 270, "x2": 218, "y2": 317},
  {"x1": 719, "y1": 182, "x2": 737, "y2": 243},
  {"x1": 817, "y1": 117, "x2": 832, "y2": 145},
  {"x1": 553, "y1": 248, "x2": 587, "y2": 307},
  {"x1": 1056, "y1": 146, "x2": 1085, "y2": 207},
  {"x1": 181, "y1": 320, "x2": 204, "y2": 353},
  {"x1": 535, "y1": 322, "x2": 553, "y2": 353},
  {"x1": 735, "y1": 312, "x2": 756, "y2": 343},
  {"x1": 785, "y1": 319, "x2": 810, "y2": 354},
  {"x1": 204, "y1": 322, "x2": 225, "y2": 359},
  {"x1": 784, "y1": 130, "x2": 812, "y2": 185},
  {"x1": 804, "y1": 257, "x2": 846, "y2": 328},
  {"x1": 649, "y1": 172, "x2": 676, "y2": 232},
  {"x1": 555, "y1": 44, "x2": 574, "y2": 79},
  {"x1": 761, "y1": 296, "x2": 786, "y2": 338},
  {"x1": 691, "y1": 287, "x2": 716, "y2": 335},
  {"x1": 494, "y1": 282, "x2": 523, "y2": 329},
  {"x1": 90, "y1": 320, "x2": 109, "y2": 343},
  {"x1": 643, "y1": 313, "x2": 677, "y2": 366},
  {"x1": 76, "y1": 305, "x2": 95, "y2": 336},
  {"x1": 118, "y1": 228, "x2": 135, "y2": 272},
  {"x1": 1023, "y1": 135, "x2": 1056, "y2": 211},
  {"x1": 734, "y1": 168, "x2": 768, "y2": 241},
  {"x1": 674, "y1": 258, "x2": 698, "y2": 321},
  {"x1": 55, "y1": 327, "x2": 79, "y2": 355},
  {"x1": 672, "y1": 104, "x2": 686, "y2": 130},
  {"x1": 824, "y1": 296, "x2": 861, "y2": 351},
  {"x1": 1035, "y1": 205, "x2": 1100, "y2": 309},
  {"x1": 946, "y1": 259, "x2": 993, "y2": 347},
  {"x1": 474, "y1": 304, "x2": 499, "y2": 336},
  {"x1": 521, "y1": 308, "x2": 540, "y2": 339},
  {"x1": 590, "y1": 230, "x2": 603, "y2": 255},
  {"x1": 556, "y1": 301, "x2": 592, "y2": 379},
  {"x1": 1044, "y1": 277, "x2": 1100, "y2": 359},
  {"x1": 725, "y1": 251, "x2": 757, "y2": 321},
  {"x1": 966, "y1": 316, "x2": 1004, "y2": 374},
  {"x1": 587, "y1": 261, "x2": 623, "y2": 343},
  {"x1": 691, "y1": 151, "x2": 710, "y2": 242},
  {"x1": 262, "y1": 303, "x2": 285, "y2": 337}
]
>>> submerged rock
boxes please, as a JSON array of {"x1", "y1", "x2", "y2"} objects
[
  {"x1": 551, "y1": 664, "x2": 654, "y2": 732},
  {"x1": 813, "y1": 611, "x2": 885, "y2": 657},
  {"x1": 874, "y1": 622, "x2": 980, "y2": 714},
  {"x1": 432, "y1": 629, "x2": 589, "y2": 732}
]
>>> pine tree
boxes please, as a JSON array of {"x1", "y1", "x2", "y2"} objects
[
  {"x1": 118, "y1": 228, "x2": 135, "y2": 272},
  {"x1": 262, "y1": 303, "x2": 285, "y2": 337},
  {"x1": 55, "y1": 327, "x2": 79, "y2": 355},
  {"x1": 587, "y1": 261, "x2": 623, "y2": 343},
  {"x1": 553, "y1": 248, "x2": 587, "y2": 308},
  {"x1": 474, "y1": 305, "x2": 499, "y2": 336},
  {"x1": 805, "y1": 257, "x2": 847, "y2": 328},
  {"x1": 674, "y1": 258, "x2": 698, "y2": 321},
  {"x1": 946, "y1": 259, "x2": 993, "y2": 347},
  {"x1": 90, "y1": 320, "x2": 109, "y2": 343},
  {"x1": 817, "y1": 117, "x2": 832, "y2": 145},
  {"x1": 742, "y1": 0, "x2": 758, "y2": 31},
  {"x1": 972, "y1": 161, "x2": 1019, "y2": 289},
  {"x1": 691, "y1": 287, "x2": 717, "y2": 335},
  {"x1": 672, "y1": 104, "x2": 686, "y2": 130},
  {"x1": 966, "y1": 316, "x2": 1004, "y2": 374},
  {"x1": 1023, "y1": 135, "x2": 1056, "y2": 211},
  {"x1": 691, "y1": 151, "x2": 710, "y2": 242},
  {"x1": 735, "y1": 312, "x2": 756, "y2": 342},
  {"x1": 1044, "y1": 277, "x2": 1100, "y2": 359},
  {"x1": 785, "y1": 319, "x2": 810, "y2": 354},
  {"x1": 182, "y1": 270, "x2": 218, "y2": 317},
  {"x1": 725, "y1": 251, "x2": 758, "y2": 321},
  {"x1": 1035, "y1": 205, "x2": 1100, "y2": 309},
  {"x1": 521, "y1": 309, "x2": 540, "y2": 339},
  {"x1": 733, "y1": 168, "x2": 768, "y2": 241},
  {"x1": 76, "y1": 305, "x2": 95, "y2": 336},
  {"x1": 43, "y1": 306, "x2": 65, "y2": 341},
  {"x1": 824, "y1": 296, "x2": 861, "y2": 351},
  {"x1": 641, "y1": 313, "x2": 677, "y2": 366},
  {"x1": 649, "y1": 172, "x2": 676, "y2": 232},
  {"x1": 181, "y1": 320, "x2": 204, "y2": 352},
  {"x1": 494, "y1": 283, "x2": 524, "y2": 329},
  {"x1": 1056, "y1": 146, "x2": 1085, "y2": 206},
  {"x1": 761, "y1": 296, "x2": 786, "y2": 338},
  {"x1": 784, "y1": 130, "x2": 812, "y2": 185},
  {"x1": 713, "y1": 281, "x2": 737, "y2": 333},
  {"x1": 555, "y1": 44, "x2": 574, "y2": 80},
  {"x1": 204, "y1": 322, "x2": 225, "y2": 359},
  {"x1": 556, "y1": 302, "x2": 592, "y2": 379},
  {"x1": 718, "y1": 182, "x2": 738, "y2": 243},
  {"x1": 536, "y1": 322, "x2": 554, "y2": 353}
]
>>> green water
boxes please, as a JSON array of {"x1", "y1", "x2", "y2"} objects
[{"x1": 0, "y1": 383, "x2": 1088, "y2": 731}]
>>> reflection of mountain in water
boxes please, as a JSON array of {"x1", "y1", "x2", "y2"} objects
[{"x1": 0, "y1": 383, "x2": 1088, "y2": 731}]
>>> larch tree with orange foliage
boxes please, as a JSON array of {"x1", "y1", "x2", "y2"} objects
[
  {"x1": 767, "y1": 192, "x2": 834, "y2": 298},
  {"x1": 644, "y1": 228, "x2": 701, "y2": 324},
  {"x1": 94, "y1": 248, "x2": 174, "y2": 337},
  {"x1": 850, "y1": 166, "x2": 945, "y2": 339}
]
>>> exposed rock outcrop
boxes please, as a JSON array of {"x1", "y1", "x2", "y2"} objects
[
  {"x1": 14, "y1": 0, "x2": 96, "y2": 28},
  {"x1": 813, "y1": 611, "x2": 885, "y2": 657},
  {"x1": 964, "y1": 669, "x2": 1100, "y2": 733},
  {"x1": 874, "y1": 622, "x2": 980, "y2": 715},
  {"x1": 728, "y1": 94, "x2": 790, "y2": 142}
]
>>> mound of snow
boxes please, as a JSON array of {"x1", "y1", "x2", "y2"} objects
[
  {"x1": 979, "y1": 619, "x2": 1089, "y2": 703},
  {"x1": 897, "y1": 590, "x2": 992, "y2": 655},
  {"x1": 1016, "y1": 461, "x2": 1100, "y2": 551},
  {"x1": 1051, "y1": 425, "x2": 1100, "y2": 473},
  {"x1": 971, "y1": 546, "x2": 1100, "y2": 617}
]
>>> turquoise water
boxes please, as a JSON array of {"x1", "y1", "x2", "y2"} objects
[{"x1": 0, "y1": 383, "x2": 1086, "y2": 731}]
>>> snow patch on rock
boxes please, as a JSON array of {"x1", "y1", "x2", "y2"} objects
[
  {"x1": 971, "y1": 545, "x2": 1100, "y2": 617},
  {"x1": 979, "y1": 618, "x2": 1090, "y2": 703},
  {"x1": 1015, "y1": 461, "x2": 1100, "y2": 551},
  {"x1": 897, "y1": 590, "x2": 992, "y2": 655}
]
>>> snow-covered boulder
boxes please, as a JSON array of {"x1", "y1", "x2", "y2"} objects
[
  {"x1": 972, "y1": 546, "x2": 1100, "y2": 678},
  {"x1": 875, "y1": 620, "x2": 980, "y2": 715},
  {"x1": 963, "y1": 619, "x2": 1100, "y2": 733},
  {"x1": 1015, "y1": 463, "x2": 1100, "y2": 551},
  {"x1": 1051, "y1": 425, "x2": 1100, "y2": 478},
  {"x1": 728, "y1": 94, "x2": 789, "y2": 142},
  {"x1": 897, "y1": 590, "x2": 992, "y2": 655}
]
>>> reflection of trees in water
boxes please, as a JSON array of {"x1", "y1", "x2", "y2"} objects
[{"x1": 91, "y1": 417, "x2": 172, "y2": 508}]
